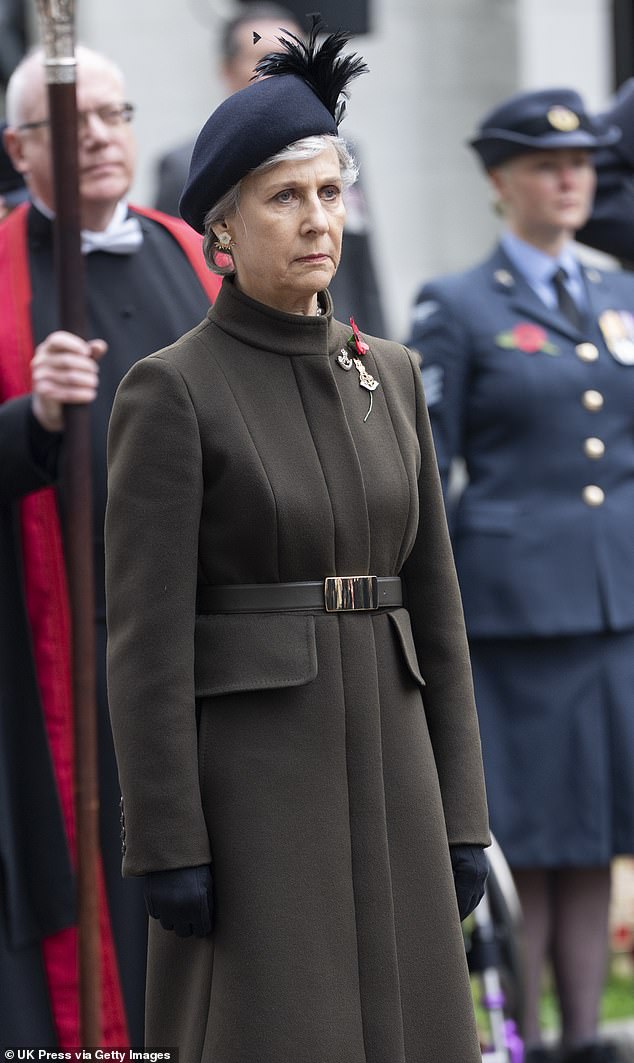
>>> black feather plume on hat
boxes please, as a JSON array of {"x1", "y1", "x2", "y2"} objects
[{"x1": 253, "y1": 15, "x2": 368, "y2": 126}]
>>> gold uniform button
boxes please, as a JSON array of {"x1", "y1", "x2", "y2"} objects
[
  {"x1": 584, "y1": 437, "x2": 605, "y2": 459},
  {"x1": 582, "y1": 485, "x2": 605, "y2": 507},
  {"x1": 582, "y1": 389, "x2": 604, "y2": 411},
  {"x1": 576, "y1": 342, "x2": 599, "y2": 363}
]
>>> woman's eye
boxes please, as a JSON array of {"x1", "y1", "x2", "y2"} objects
[
  {"x1": 322, "y1": 186, "x2": 340, "y2": 200},
  {"x1": 276, "y1": 189, "x2": 294, "y2": 203}
]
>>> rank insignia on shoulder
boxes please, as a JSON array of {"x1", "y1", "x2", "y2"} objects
[
  {"x1": 422, "y1": 364, "x2": 444, "y2": 407},
  {"x1": 495, "y1": 322, "x2": 558, "y2": 356},
  {"x1": 599, "y1": 309, "x2": 634, "y2": 365}
]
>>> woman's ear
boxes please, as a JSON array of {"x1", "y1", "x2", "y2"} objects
[
  {"x1": 487, "y1": 168, "x2": 507, "y2": 216},
  {"x1": 213, "y1": 219, "x2": 235, "y2": 245},
  {"x1": 213, "y1": 223, "x2": 234, "y2": 251},
  {"x1": 488, "y1": 167, "x2": 505, "y2": 199}
]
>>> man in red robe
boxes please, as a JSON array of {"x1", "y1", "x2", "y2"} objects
[{"x1": 0, "y1": 45, "x2": 219, "y2": 1048}]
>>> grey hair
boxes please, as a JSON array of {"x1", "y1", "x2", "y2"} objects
[
  {"x1": 202, "y1": 133, "x2": 358, "y2": 274},
  {"x1": 6, "y1": 45, "x2": 126, "y2": 127}
]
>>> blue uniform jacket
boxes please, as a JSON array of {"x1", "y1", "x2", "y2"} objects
[{"x1": 407, "y1": 244, "x2": 634, "y2": 638}]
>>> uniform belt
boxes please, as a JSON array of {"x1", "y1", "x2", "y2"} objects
[{"x1": 197, "y1": 576, "x2": 402, "y2": 614}]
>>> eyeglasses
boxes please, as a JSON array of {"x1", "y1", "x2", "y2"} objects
[{"x1": 18, "y1": 102, "x2": 135, "y2": 133}]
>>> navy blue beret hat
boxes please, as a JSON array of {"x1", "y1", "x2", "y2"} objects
[
  {"x1": 180, "y1": 21, "x2": 367, "y2": 234},
  {"x1": 470, "y1": 88, "x2": 621, "y2": 169}
]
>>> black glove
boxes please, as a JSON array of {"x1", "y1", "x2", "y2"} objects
[
  {"x1": 449, "y1": 844, "x2": 488, "y2": 921},
  {"x1": 144, "y1": 864, "x2": 213, "y2": 937}
]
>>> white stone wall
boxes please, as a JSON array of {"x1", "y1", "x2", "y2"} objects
[
  {"x1": 22, "y1": 0, "x2": 614, "y2": 338},
  {"x1": 518, "y1": 0, "x2": 612, "y2": 103}
]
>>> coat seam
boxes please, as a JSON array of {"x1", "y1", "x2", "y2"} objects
[
  {"x1": 168, "y1": 333, "x2": 282, "y2": 582},
  {"x1": 290, "y1": 356, "x2": 338, "y2": 574},
  {"x1": 372, "y1": 613, "x2": 408, "y2": 1062},
  {"x1": 336, "y1": 614, "x2": 369, "y2": 1063}
]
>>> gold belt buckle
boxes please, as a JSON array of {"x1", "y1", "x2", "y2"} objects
[{"x1": 324, "y1": 575, "x2": 378, "y2": 612}]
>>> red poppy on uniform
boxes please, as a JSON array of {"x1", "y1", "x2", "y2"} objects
[{"x1": 495, "y1": 322, "x2": 558, "y2": 355}]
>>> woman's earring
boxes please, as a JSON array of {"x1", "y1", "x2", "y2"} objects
[{"x1": 214, "y1": 231, "x2": 233, "y2": 252}]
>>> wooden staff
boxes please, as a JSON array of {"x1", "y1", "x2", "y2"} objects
[{"x1": 34, "y1": 0, "x2": 101, "y2": 1044}]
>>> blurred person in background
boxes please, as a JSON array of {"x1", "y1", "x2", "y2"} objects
[
  {"x1": 154, "y1": 1, "x2": 387, "y2": 336},
  {"x1": 0, "y1": 44, "x2": 219, "y2": 1046},
  {"x1": 106, "y1": 23, "x2": 489, "y2": 1059},
  {"x1": 0, "y1": 0, "x2": 27, "y2": 90},
  {"x1": 576, "y1": 79, "x2": 634, "y2": 266},
  {"x1": 406, "y1": 88, "x2": 634, "y2": 1063}
]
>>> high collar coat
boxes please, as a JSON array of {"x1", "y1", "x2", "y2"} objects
[{"x1": 105, "y1": 278, "x2": 490, "y2": 1063}]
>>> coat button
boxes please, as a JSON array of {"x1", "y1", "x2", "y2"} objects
[
  {"x1": 583, "y1": 437, "x2": 605, "y2": 459},
  {"x1": 582, "y1": 485, "x2": 605, "y2": 506},
  {"x1": 576, "y1": 342, "x2": 599, "y2": 362},
  {"x1": 581, "y1": 389, "x2": 604, "y2": 411}
]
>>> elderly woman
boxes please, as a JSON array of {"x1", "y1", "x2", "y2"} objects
[
  {"x1": 407, "y1": 89, "x2": 634, "y2": 1063},
  {"x1": 106, "y1": 25, "x2": 490, "y2": 1060}
]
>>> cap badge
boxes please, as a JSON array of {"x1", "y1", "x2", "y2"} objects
[{"x1": 547, "y1": 106, "x2": 580, "y2": 132}]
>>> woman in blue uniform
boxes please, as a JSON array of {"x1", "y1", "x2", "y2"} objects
[{"x1": 407, "y1": 88, "x2": 634, "y2": 1063}]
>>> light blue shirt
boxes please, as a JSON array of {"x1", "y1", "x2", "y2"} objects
[{"x1": 500, "y1": 230, "x2": 587, "y2": 313}]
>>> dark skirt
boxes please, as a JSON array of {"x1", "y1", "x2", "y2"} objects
[{"x1": 470, "y1": 629, "x2": 634, "y2": 867}]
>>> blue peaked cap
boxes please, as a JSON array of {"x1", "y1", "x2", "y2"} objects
[{"x1": 470, "y1": 88, "x2": 621, "y2": 169}]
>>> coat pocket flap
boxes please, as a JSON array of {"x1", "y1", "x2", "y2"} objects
[
  {"x1": 194, "y1": 613, "x2": 318, "y2": 697},
  {"x1": 388, "y1": 610, "x2": 426, "y2": 687}
]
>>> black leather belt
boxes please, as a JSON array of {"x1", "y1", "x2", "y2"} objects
[{"x1": 197, "y1": 576, "x2": 402, "y2": 614}]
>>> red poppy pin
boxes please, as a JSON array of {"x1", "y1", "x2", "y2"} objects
[
  {"x1": 347, "y1": 316, "x2": 370, "y2": 357},
  {"x1": 495, "y1": 322, "x2": 558, "y2": 356}
]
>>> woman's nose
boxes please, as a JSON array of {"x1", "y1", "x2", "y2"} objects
[
  {"x1": 558, "y1": 165, "x2": 577, "y2": 186},
  {"x1": 303, "y1": 195, "x2": 329, "y2": 231}
]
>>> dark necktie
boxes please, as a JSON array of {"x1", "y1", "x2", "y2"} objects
[{"x1": 552, "y1": 266, "x2": 584, "y2": 329}]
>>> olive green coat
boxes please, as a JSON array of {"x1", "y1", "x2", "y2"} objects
[{"x1": 105, "y1": 278, "x2": 490, "y2": 1062}]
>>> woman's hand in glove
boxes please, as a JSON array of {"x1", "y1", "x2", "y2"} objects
[
  {"x1": 449, "y1": 844, "x2": 489, "y2": 921},
  {"x1": 144, "y1": 864, "x2": 213, "y2": 937}
]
